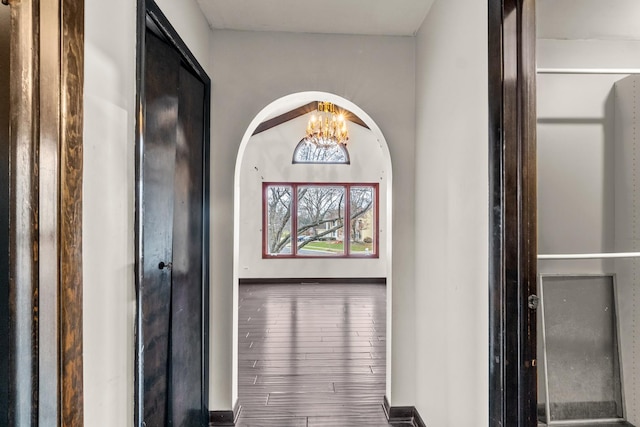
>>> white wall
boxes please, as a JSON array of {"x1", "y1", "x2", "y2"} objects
[
  {"x1": 414, "y1": 0, "x2": 488, "y2": 425},
  {"x1": 210, "y1": 29, "x2": 416, "y2": 408},
  {"x1": 536, "y1": 71, "x2": 640, "y2": 423},
  {"x1": 537, "y1": 1, "x2": 640, "y2": 266},
  {"x1": 537, "y1": 2, "x2": 640, "y2": 422},
  {"x1": 537, "y1": 0, "x2": 640, "y2": 41},
  {"x1": 238, "y1": 113, "x2": 388, "y2": 279},
  {"x1": 537, "y1": 73, "x2": 621, "y2": 275},
  {"x1": 82, "y1": 0, "x2": 210, "y2": 425},
  {"x1": 613, "y1": 75, "x2": 640, "y2": 424},
  {"x1": 537, "y1": 0, "x2": 640, "y2": 71}
]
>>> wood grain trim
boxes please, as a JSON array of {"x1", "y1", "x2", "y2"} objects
[
  {"x1": 207, "y1": 400, "x2": 240, "y2": 425},
  {"x1": 8, "y1": 0, "x2": 39, "y2": 424},
  {"x1": 59, "y1": 0, "x2": 84, "y2": 424},
  {"x1": 383, "y1": 396, "x2": 426, "y2": 427},
  {"x1": 488, "y1": 0, "x2": 538, "y2": 426},
  {"x1": 8, "y1": 0, "x2": 84, "y2": 424},
  {"x1": 38, "y1": 0, "x2": 62, "y2": 422},
  {"x1": 253, "y1": 101, "x2": 318, "y2": 135},
  {"x1": 208, "y1": 410, "x2": 235, "y2": 426},
  {"x1": 519, "y1": 0, "x2": 538, "y2": 421},
  {"x1": 252, "y1": 101, "x2": 370, "y2": 136},
  {"x1": 487, "y1": 0, "x2": 505, "y2": 423}
]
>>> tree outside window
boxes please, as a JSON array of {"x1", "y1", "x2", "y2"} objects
[{"x1": 263, "y1": 183, "x2": 378, "y2": 258}]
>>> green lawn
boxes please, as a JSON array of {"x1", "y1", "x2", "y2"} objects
[{"x1": 304, "y1": 241, "x2": 373, "y2": 253}]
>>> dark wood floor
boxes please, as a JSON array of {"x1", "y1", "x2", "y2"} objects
[
  {"x1": 539, "y1": 424, "x2": 634, "y2": 427},
  {"x1": 237, "y1": 282, "x2": 406, "y2": 427}
]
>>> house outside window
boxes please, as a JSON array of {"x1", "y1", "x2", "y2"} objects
[{"x1": 263, "y1": 183, "x2": 378, "y2": 258}]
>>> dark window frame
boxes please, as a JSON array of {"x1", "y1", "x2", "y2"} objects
[{"x1": 262, "y1": 182, "x2": 380, "y2": 259}]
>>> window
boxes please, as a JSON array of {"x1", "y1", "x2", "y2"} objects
[
  {"x1": 292, "y1": 138, "x2": 350, "y2": 164},
  {"x1": 263, "y1": 183, "x2": 378, "y2": 258}
]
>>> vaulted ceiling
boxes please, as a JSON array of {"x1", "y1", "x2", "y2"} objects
[{"x1": 195, "y1": 0, "x2": 435, "y2": 36}]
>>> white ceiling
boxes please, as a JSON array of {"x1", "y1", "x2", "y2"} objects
[{"x1": 195, "y1": 0, "x2": 435, "y2": 36}]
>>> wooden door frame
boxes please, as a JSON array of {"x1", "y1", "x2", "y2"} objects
[
  {"x1": 488, "y1": 0, "x2": 538, "y2": 426},
  {"x1": 134, "y1": 1, "x2": 211, "y2": 425},
  {"x1": 6, "y1": 0, "x2": 84, "y2": 425}
]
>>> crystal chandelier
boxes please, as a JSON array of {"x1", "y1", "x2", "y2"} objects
[{"x1": 305, "y1": 102, "x2": 349, "y2": 147}]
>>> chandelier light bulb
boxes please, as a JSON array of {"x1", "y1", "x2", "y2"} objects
[{"x1": 305, "y1": 101, "x2": 349, "y2": 148}]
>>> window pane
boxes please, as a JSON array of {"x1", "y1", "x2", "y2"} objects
[
  {"x1": 266, "y1": 185, "x2": 292, "y2": 255},
  {"x1": 292, "y1": 138, "x2": 350, "y2": 164},
  {"x1": 350, "y1": 186, "x2": 375, "y2": 255},
  {"x1": 297, "y1": 186, "x2": 345, "y2": 256}
]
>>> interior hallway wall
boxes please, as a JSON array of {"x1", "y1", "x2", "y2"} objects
[
  {"x1": 82, "y1": 0, "x2": 210, "y2": 424},
  {"x1": 414, "y1": 0, "x2": 489, "y2": 425},
  {"x1": 210, "y1": 29, "x2": 416, "y2": 408},
  {"x1": 0, "y1": 5, "x2": 10, "y2": 426}
]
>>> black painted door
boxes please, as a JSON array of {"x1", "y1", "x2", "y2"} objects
[
  {"x1": 140, "y1": 29, "x2": 206, "y2": 427},
  {"x1": 169, "y1": 63, "x2": 205, "y2": 426}
]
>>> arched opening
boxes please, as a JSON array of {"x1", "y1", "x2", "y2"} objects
[{"x1": 232, "y1": 92, "x2": 393, "y2": 421}]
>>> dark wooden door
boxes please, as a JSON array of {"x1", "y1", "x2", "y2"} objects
[
  {"x1": 169, "y1": 63, "x2": 205, "y2": 426},
  {"x1": 139, "y1": 29, "x2": 206, "y2": 427}
]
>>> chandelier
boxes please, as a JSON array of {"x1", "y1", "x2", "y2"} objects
[{"x1": 305, "y1": 101, "x2": 349, "y2": 147}]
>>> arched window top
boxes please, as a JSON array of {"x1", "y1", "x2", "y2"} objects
[{"x1": 292, "y1": 138, "x2": 350, "y2": 164}]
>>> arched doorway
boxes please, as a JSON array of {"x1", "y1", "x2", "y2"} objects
[{"x1": 232, "y1": 92, "x2": 393, "y2": 422}]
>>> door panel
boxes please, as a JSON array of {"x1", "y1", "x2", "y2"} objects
[
  {"x1": 141, "y1": 30, "x2": 179, "y2": 427},
  {"x1": 140, "y1": 25, "x2": 208, "y2": 426},
  {"x1": 169, "y1": 65, "x2": 205, "y2": 426}
]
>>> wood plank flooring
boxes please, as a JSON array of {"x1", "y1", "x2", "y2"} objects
[
  {"x1": 539, "y1": 423, "x2": 634, "y2": 427},
  {"x1": 237, "y1": 283, "x2": 404, "y2": 426}
]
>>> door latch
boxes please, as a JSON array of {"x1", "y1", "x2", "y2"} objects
[
  {"x1": 158, "y1": 261, "x2": 172, "y2": 270},
  {"x1": 528, "y1": 294, "x2": 540, "y2": 310}
]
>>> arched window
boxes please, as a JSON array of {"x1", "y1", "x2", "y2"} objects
[{"x1": 292, "y1": 138, "x2": 350, "y2": 164}]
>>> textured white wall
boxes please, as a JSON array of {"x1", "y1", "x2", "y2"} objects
[
  {"x1": 210, "y1": 29, "x2": 416, "y2": 409},
  {"x1": 155, "y1": 0, "x2": 211, "y2": 62},
  {"x1": 83, "y1": 1, "x2": 136, "y2": 423},
  {"x1": 414, "y1": 0, "x2": 488, "y2": 425},
  {"x1": 83, "y1": 0, "x2": 210, "y2": 425}
]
